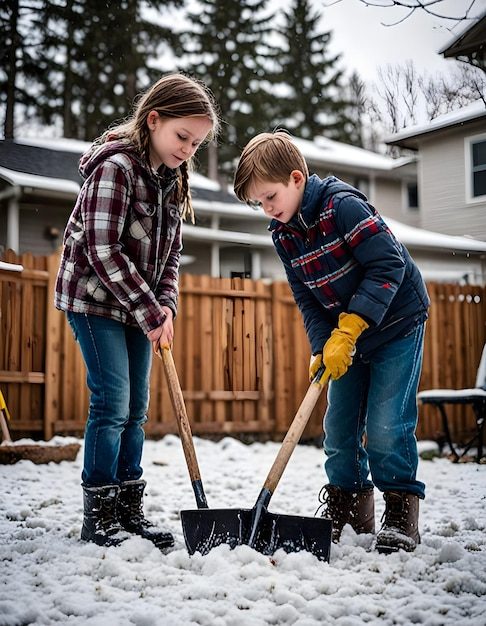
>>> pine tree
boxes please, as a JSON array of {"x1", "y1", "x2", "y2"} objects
[
  {"x1": 0, "y1": 0, "x2": 46, "y2": 138},
  {"x1": 3, "y1": 0, "x2": 182, "y2": 140},
  {"x1": 179, "y1": 0, "x2": 277, "y2": 180},
  {"x1": 274, "y1": 0, "x2": 349, "y2": 142},
  {"x1": 38, "y1": 0, "x2": 183, "y2": 140}
]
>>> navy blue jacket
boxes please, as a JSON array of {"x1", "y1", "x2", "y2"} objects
[{"x1": 270, "y1": 175, "x2": 430, "y2": 358}]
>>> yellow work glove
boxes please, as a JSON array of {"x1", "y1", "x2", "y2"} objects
[{"x1": 323, "y1": 312, "x2": 369, "y2": 380}]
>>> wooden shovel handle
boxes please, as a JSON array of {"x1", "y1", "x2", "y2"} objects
[
  {"x1": 263, "y1": 371, "x2": 329, "y2": 494},
  {"x1": 160, "y1": 347, "x2": 202, "y2": 484},
  {"x1": 0, "y1": 409, "x2": 12, "y2": 443}
]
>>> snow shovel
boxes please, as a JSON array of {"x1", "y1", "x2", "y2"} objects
[{"x1": 160, "y1": 347, "x2": 332, "y2": 561}]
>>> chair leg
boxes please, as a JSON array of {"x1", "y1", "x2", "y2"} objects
[
  {"x1": 437, "y1": 404, "x2": 460, "y2": 462},
  {"x1": 472, "y1": 401, "x2": 485, "y2": 462}
]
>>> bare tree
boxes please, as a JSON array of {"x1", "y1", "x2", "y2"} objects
[
  {"x1": 371, "y1": 60, "x2": 484, "y2": 155},
  {"x1": 325, "y1": 0, "x2": 482, "y2": 26},
  {"x1": 375, "y1": 61, "x2": 419, "y2": 134}
]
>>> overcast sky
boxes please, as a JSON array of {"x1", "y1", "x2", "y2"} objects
[{"x1": 306, "y1": 0, "x2": 486, "y2": 85}]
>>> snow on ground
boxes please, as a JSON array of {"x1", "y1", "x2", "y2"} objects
[{"x1": 1, "y1": 436, "x2": 485, "y2": 626}]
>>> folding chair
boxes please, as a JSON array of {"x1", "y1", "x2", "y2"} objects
[{"x1": 417, "y1": 344, "x2": 486, "y2": 462}]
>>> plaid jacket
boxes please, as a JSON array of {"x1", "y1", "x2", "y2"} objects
[
  {"x1": 270, "y1": 175, "x2": 430, "y2": 358},
  {"x1": 55, "y1": 139, "x2": 182, "y2": 334}
]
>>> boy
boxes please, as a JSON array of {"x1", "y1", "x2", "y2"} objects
[{"x1": 234, "y1": 131, "x2": 430, "y2": 553}]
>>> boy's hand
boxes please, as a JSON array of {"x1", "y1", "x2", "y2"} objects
[{"x1": 322, "y1": 312, "x2": 369, "y2": 380}]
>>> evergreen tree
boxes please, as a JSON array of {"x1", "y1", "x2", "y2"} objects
[
  {"x1": 179, "y1": 0, "x2": 277, "y2": 180},
  {"x1": 37, "y1": 0, "x2": 183, "y2": 140},
  {"x1": 274, "y1": 0, "x2": 349, "y2": 141},
  {"x1": 2, "y1": 0, "x2": 182, "y2": 140},
  {"x1": 0, "y1": 0, "x2": 46, "y2": 138}
]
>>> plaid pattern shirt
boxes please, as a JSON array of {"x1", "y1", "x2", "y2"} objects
[
  {"x1": 55, "y1": 140, "x2": 182, "y2": 334},
  {"x1": 271, "y1": 175, "x2": 429, "y2": 357}
]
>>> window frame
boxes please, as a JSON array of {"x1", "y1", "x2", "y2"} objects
[{"x1": 465, "y1": 131, "x2": 486, "y2": 204}]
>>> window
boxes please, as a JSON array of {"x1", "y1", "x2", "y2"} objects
[
  {"x1": 407, "y1": 182, "x2": 419, "y2": 210},
  {"x1": 471, "y1": 138, "x2": 486, "y2": 197},
  {"x1": 465, "y1": 133, "x2": 486, "y2": 202}
]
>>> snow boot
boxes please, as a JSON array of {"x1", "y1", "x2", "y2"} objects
[
  {"x1": 375, "y1": 491, "x2": 420, "y2": 554},
  {"x1": 117, "y1": 479, "x2": 174, "y2": 549},
  {"x1": 81, "y1": 484, "x2": 128, "y2": 546},
  {"x1": 317, "y1": 484, "x2": 375, "y2": 542}
]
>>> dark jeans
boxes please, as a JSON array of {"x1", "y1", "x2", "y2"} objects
[
  {"x1": 323, "y1": 323, "x2": 426, "y2": 498},
  {"x1": 67, "y1": 312, "x2": 151, "y2": 486}
]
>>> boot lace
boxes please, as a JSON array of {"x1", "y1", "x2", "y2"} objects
[
  {"x1": 96, "y1": 493, "x2": 119, "y2": 533},
  {"x1": 315, "y1": 485, "x2": 348, "y2": 519},
  {"x1": 381, "y1": 494, "x2": 407, "y2": 531}
]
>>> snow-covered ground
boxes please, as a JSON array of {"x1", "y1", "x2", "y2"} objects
[{"x1": 1, "y1": 436, "x2": 485, "y2": 626}]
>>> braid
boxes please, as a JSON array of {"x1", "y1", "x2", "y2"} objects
[{"x1": 179, "y1": 162, "x2": 194, "y2": 223}]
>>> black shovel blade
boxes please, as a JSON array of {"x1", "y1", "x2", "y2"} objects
[{"x1": 181, "y1": 508, "x2": 332, "y2": 562}]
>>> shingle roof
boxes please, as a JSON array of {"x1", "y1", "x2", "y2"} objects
[
  {"x1": 0, "y1": 140, "x2": 83, "y2": 184},
  {"x1": 0, "y1": 139, "x2": 237, "y2": 204}
]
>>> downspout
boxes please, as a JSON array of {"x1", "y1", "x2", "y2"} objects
[{"x1": 0, "y1": 185, "x2": 21, "y2": 253}]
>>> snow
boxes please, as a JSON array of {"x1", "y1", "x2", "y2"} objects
[
  {"x1": 386, "y1": 100, "x2": 486, "y2": 145},
  {"x1": 384, "y1": 216, "x2": 486, "y2": 253},
  {"x1": 0, "y1": 166, "x2": 80, "y2": 196},
  {"x1": 1, "y1": 436, "x2": 485, "y2": 625},
  {"x1": 294, "y1": 136, "x2": 414, "y2": 172},
  {"x1": 0, "y1": 261, "x2": 23, "y2": 273}
]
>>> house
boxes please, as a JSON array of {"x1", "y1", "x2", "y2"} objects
[
  {"x1": 293, "y1": 136, "x2": 421, "y2": 228},
  {"x1": 386, "y1": 101, "x2": 486, "y2": 242},
  {"x1": 386, "y1": 5, "x2": 486, "y2": 244},
  {"x1": 1, "y1": 136, "x2": 485, "y2": 283}
]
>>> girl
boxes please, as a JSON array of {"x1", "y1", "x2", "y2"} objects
[{"x1": 55, "y1": 74, "x2": 219, "y2": 547}]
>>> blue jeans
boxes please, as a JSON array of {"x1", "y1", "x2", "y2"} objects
[
  {"x1": 323, "y1": 323, "x2": 426, "y2": 498},
  {"x1": 67, "y1": 312, "x2": 151, "y2": 487}
]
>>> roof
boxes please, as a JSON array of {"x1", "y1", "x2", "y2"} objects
[
  {"x1": 293, "y1": 136, "x2": 415, "y2": 175},
  {"x1": 439, "y1": 10, "x2": 486, "y2": 60},
  {"x1": 0, "y1": 138, "x2": 237, "y2": 205},
  {"x1": 385, "y1": 99, "x2": 486, "y2": 149}
]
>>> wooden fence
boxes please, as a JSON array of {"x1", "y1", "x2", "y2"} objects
[{"x1": 1, "y1": 250, "x2": 485, "y2": 444}]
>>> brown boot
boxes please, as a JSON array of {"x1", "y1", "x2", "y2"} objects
[
  {"x1": 317, "y1": 485, "x2": 375, "y2": 542},
  {"x1": 375, "y1": 491, "x2": 420, "y2": 554}
]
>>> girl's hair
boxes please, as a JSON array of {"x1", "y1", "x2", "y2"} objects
[
  {"x1": 100, "y1": 73, "x2": 220, "y2": 222},
  {"x1": 233, "y1": 130, "x2": 308, "y2": 204}
]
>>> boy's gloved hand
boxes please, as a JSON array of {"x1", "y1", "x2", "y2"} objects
[{"x1": 322, "y1": 312, "x2": 369, "y2": 380}]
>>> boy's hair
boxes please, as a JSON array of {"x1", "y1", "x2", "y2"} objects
[
  {"x1": 100, "y1": 73, "x2": 220, "y2": 222},
  {"x1": 234, "y1": 131, "x2": 309, "y2": 204}
]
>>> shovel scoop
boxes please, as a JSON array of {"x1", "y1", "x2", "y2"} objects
[{"x1": 161, "y1": 347, "x2": 332, "y2": 561}]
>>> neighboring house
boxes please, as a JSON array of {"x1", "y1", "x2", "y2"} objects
[
  {"x1": 1, "y1": 137, "x2": 485, "y2": 283},
  {"x1": 386, "y1": 101, "x2": 486, "y2": 244},
  {"x1": 386, "y1": 7, "x2": 486, "y2": 243},
  {"x1": 293, "y1": 136, "x2": 421, "y2": 228}
]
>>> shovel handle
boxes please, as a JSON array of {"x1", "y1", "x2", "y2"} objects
[
  {"x1": 0, "y1": 409, "x2": 12, "y2": 443},
  {"x1": 160, "y1": 347, "x2": 208, "y2": 508},
  {"x1": 262, "y1": 370, "x2": 330, "y2": 495}
]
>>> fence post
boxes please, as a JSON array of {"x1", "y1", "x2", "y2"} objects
[{"x1": 44, "y1": 252, "x2": 62, "y2": 439}]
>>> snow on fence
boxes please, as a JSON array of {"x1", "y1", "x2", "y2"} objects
[{"x1": 1, "y1": 250, "x2": 485, "y2": 444}]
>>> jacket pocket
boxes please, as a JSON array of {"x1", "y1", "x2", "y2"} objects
[{"x1": 86, "y1": 275, "x2": 107, "y2": 302}]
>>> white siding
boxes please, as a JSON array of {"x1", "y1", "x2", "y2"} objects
[{"x1": 419, "y1": 120, "x2": 486, "y2": 240}]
